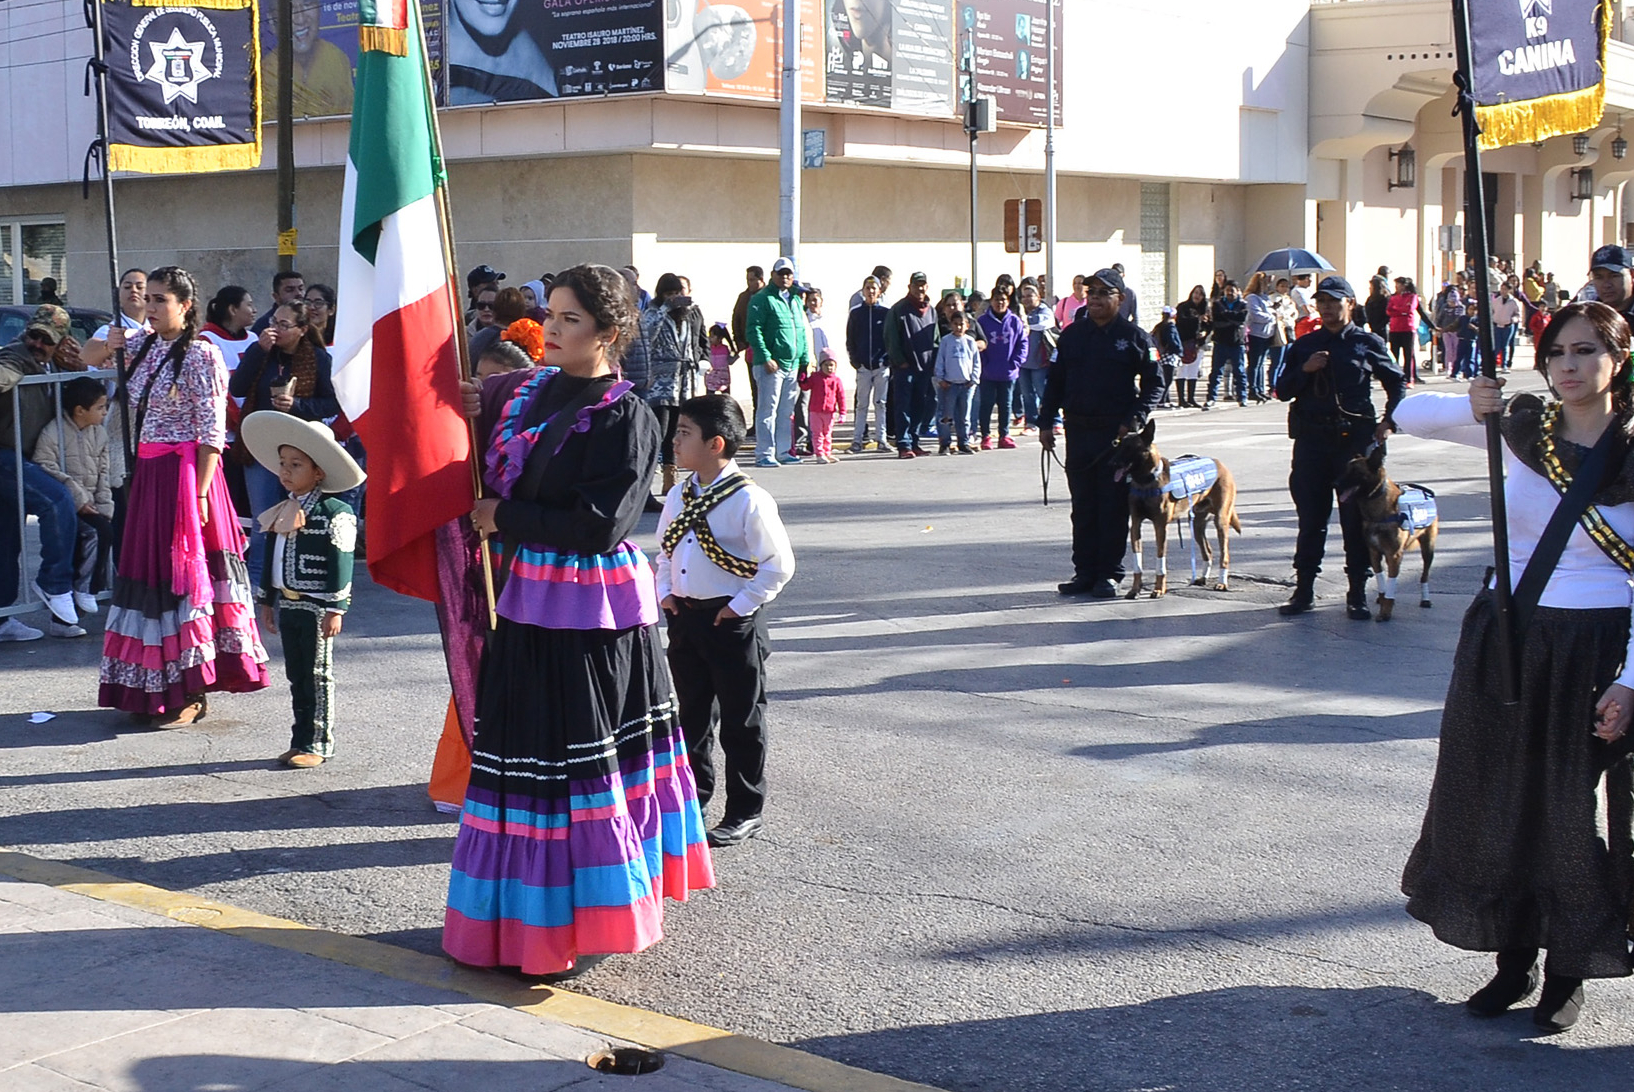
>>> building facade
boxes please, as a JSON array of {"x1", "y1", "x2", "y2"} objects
[{"x1": 2, "y1": 0, "x2": 1631, "y2": 326}]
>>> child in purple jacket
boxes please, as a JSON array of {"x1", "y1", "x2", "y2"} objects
[{"x1": 975, "y1": 285, "x2": 1028, "y2": 449}]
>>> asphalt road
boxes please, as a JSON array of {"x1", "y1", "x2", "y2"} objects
[{"x1": 5, "y1": 365, "x2": 1633, "y2": 1092}]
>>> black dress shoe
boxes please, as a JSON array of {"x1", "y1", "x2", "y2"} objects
[
  {"x1": 1058, "y1": 577, "x2": 1095, "y2": 596},
  {"x1": 1346, "y1": 600, "x2": 1372, "y2": 621},
  {"x1": 1533, "y1": 974, "x2": 1584, "y2": 1032},
  {"x1": 1466, "y1": 949, "x2": 1539, "y2": 1016},
  {"x1": 1278, "y1": 579, "x2": 1316, "y2": 615},
  {"x1": 707, "y1": 815, "x2": 764, "y2": 847},
  {"x1": 1089, "y1": 579, "x2": 1118, "y2": 599}
]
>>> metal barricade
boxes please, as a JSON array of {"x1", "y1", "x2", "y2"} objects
[{"x1": 4, "y1": 367, "x2": 119, "y2": 622}]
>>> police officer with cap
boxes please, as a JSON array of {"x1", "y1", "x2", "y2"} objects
[
  {"x1": 1274, "y1": 274, "x2": 1403, "y2": 619},
  {"x1": 1588, "y1": 244, "x2": 1634, "y2": 326},
  {"x1": 1040, "y1": 267, "x2": 1162, "y2": 598}
]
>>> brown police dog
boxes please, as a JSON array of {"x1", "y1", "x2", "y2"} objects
[
  {"x1": 1335, "y1": 445, "x2": 1438, "y2": 622},
  {"x1": 1112, "y1": 420, "x2": 1241, "y2": 598}
]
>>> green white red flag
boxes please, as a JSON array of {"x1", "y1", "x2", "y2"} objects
[{"x1": 333, "y1": 0, "x2": 471, "y2": 601}]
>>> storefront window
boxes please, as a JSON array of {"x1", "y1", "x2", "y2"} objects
[
  {"x1": 0, "y1": 225, "x2": 12, "y2": 305},
  {"x1": 20, "y1": 222, "x2": 67, "y2": 304}
]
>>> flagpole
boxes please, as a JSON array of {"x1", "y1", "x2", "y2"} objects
[
  {"x1": 1451, "y1": 0, "x2": 1519, "y2": 704},
  {"x1": 87, "y1": 0, "x2": 132, "y2": 468},
  {"x1": 413, "y1": 6, "x2": 497, "y2": 631}
]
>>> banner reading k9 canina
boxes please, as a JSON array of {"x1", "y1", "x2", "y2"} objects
[
  {"x1": 1468, "y1": 0, "x2": 1609, "y2": 149},
  {"x1": 102, "y1": 0, "x2": 262, "y2": 173}
]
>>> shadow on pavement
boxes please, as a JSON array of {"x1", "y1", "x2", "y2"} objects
[
  {"x1": 792, "y1": 985, "x2": 1634, "y2": 1092},
  {"x1": 124, "y1": 1056, "x2": 601, "y2": 1092},
  {"x1": 0, "y1": 759, "x2": 278, "y2": 787},
  {"x1": 926, "y1": 900, "x2": 1407, "y2": 962},
  {"x1": 1068, "y1": 709, "x2": 1440, "y2": 758},
  {"x1": 0, "y1": 784, "x2": 440, "y2": 847}
]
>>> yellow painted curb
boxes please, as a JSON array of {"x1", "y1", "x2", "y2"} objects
[{"x1": 0, "y1": 851, "x2": 942, "y2": 1092}]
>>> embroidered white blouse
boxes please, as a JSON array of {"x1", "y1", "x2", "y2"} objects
[{"x1": 1393, "y1": 390, "x2": 1634, "y2": 687}]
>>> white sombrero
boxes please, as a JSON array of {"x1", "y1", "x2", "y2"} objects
[{"x1": 239, "y1": 411, "x2": 366, "y2": 494}]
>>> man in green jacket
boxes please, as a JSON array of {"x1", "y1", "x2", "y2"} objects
[{"x1": 747, "y1": 257, "x2": 811, "y2": 466}]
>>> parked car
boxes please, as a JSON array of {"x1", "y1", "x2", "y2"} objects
[{"x1": 0, "y1": 305, "x2": 114, "y2": 350}]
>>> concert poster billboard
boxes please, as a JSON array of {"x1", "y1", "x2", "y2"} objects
[
  {"x1": 441, "y1": 0, "x2": 662, "y2": 104},
  {"x1": 958, "y1": 0, "x2": 1061, "y2": 126},
  {"x1": 825, "y1": 0, "x2": 956, "y2": 117},
  {"x1": 663, "y1": 0, "x2": 823, "y2": 102},
  {"x1": 261, "y1": 0, "x2": 445, "y2": 116}
]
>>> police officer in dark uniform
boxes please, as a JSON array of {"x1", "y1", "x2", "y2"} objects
[
  {"x1": 1274, "y1": 275, "x2": 1403, "y2": 619},
  {"x1": 1040, "y1": 267, "x2": 1162, "y2": 599},
  {"x1": 1587, "y1": 244, "x2": 1634, "y2": 327}
]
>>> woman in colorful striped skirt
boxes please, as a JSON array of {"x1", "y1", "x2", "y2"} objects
[
  {"x1": 447, "y1": 263, "x2": 714, "y2": 977},
  {"x1": 99, "y1": 266, "x2": 269, "y2": 724}
]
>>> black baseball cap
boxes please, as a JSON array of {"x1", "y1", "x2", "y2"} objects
[
  {"x1": 467, "y1": 264, "x2": 506, "y2": 288},
  {"x1": 1591, "y1": 244, "x2": 1634, "y2": 271},
  {"x1": 1086, "y1": 267, "x2": 1125, "y2": 294},
  {"x1": 908, "y1": 271, "x2": 929, "y2": 284},
  {"x1": 1315, "y1": 275, "x2": 1356, "y2": 301}
]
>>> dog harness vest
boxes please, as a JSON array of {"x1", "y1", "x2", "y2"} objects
[
  {"x1": 1394, "y1": 486, "x2": 1437, "y2": 533},
  {"x1": 661, "y1": 474, "x2": 759, "y2": 580},
  {"x1": 1165, "y1": 455, "x2": 1218, "y2": 501}
]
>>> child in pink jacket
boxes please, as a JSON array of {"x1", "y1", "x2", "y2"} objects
[{"x1": 798, "y1": 348, "x2": 848, "y2": 463}]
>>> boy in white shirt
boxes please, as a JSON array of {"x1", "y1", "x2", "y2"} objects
[{"x1": 656, "y1": 395, "x2": 796, "y2": 847}]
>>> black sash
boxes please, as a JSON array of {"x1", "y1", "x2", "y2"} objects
[{"x1": 1511, "y1": 421, "x2": 1629, "y2": 639}]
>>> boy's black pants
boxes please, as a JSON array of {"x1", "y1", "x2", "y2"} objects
[
  {"x1": 75, "y1": 512, "x2": 115, "y2": 594},
  {"x1": 279, "y1": 603, "x2": 336, "y2": 757},
  {"x1": 665, "y1": 596, "x2": 768, "y2": 821}
]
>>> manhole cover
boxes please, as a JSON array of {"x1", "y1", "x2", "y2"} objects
[{"x1": 586, "y1": 1048, "x2": 665, "y2": 1076}]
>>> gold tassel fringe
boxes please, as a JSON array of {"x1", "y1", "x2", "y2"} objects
[
  {"x1": 359, "y1": 25, "x2": 408, "y2": 56},
  {"x1": 1476, "y1": 2, "x2": 1611, "y2": 150},
  {"x1": 107, "y1": 141, "x2": 262, "y2": 174},
  {"x1": 1476, "y1": 84, "x2": 1607, "y2": 149},
  {"x1": 131, "y1": 0, "x2": 250, "y2": 8}
]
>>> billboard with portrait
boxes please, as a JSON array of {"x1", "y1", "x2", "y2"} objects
[
  {"x1": 663, "y1": 0, "x2": 823, "y2": 102},
  {"x1": 445, "y1": 0, "x2": 663, "y2": 104},
  {"x1": 261, "y1": 0, "x2": 445, "y2": 117},
  {"x1": 957, "y1": 0, "x2": 1061, "y2": 125},
  {"x1": 825, "y1": 0, "x2": 956, "y2": 116}
]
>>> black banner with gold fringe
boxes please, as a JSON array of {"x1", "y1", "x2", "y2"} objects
[
  {"x1": 1468, "y1": 0, "x2": 1608, "y2": 149},
  {"x1": 103, "y1": 0, "x2": 261, "y2": 173}
]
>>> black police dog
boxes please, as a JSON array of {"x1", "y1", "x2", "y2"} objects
[
  {"x1": 1110, "y1": 420, "x2": 1241, "y2": 598},
  {"x1": 1335, "y1": 445, "x2": 1438, "y2": 621}
]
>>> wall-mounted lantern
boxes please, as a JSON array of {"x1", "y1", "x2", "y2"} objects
[
  {"x1": 1571, "y1": 167, "x2": 1595, "y2": 201},
  {"x1": 1387, "y1": 144, "x2": 1416, "y2": 190}
]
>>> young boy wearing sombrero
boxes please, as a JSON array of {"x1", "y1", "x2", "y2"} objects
[{"x1": 239, "y1": 411, "x2": 364, "y2": 769}]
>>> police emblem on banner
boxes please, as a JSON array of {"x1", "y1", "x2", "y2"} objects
[
  {"x1": 1468, "y1": 0, "x2": 1608, "y2": 149},
  {"x1": 103, "y1": 0, "x2": 261, "y2": 173}
]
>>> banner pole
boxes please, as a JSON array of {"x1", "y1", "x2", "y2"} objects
[
  {"x1": 88, "y1": 0, "x2": 132, "y2": 468},
  {"x1": 1451, "y1": 0, "x2": 1519, "y2": 704},
  {"x1": 412, "y1": 5, "x2": 496, "y2": 630}
]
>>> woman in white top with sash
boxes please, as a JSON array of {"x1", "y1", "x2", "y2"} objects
[{"x1": 1395, "y1": 301, "x2": 1634, "y2": 1032}]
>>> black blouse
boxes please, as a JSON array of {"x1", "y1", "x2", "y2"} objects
[{"x1": 479, "y1": 369, "x2": 659, "y2": 556}]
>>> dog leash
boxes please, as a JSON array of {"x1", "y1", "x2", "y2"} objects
[
  {"x1": 1040, "y1": 436, "x2": 1119, "y2": 506},
  {"x1": 1040, "y1": 444, "x2": 1067, "y2": 506}
]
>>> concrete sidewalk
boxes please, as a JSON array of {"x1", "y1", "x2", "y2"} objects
[{"x1": 0, "y1": 859, "x2": 935, "y2": 1092}]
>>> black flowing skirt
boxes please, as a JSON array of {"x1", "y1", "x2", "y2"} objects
[{"x1": 1402, "y1": 591, "x2": 1634, "y2": 979}]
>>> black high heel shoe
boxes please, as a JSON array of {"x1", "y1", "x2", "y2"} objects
[
  {"x1": 1532, "y1": 973, "x2": 1584, "y2": 1032},
  {"x1": 1466, "y1": 947, "x2": 1538, "y2": 1016}
]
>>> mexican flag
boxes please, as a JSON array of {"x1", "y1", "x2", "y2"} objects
[{"x1": 333, "y1": 0, "x2": 472, "y2": 602}]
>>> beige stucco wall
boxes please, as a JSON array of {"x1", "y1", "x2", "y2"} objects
[{"x1": 6, "y1": 150, "x2": 1276, "y2": 327}]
